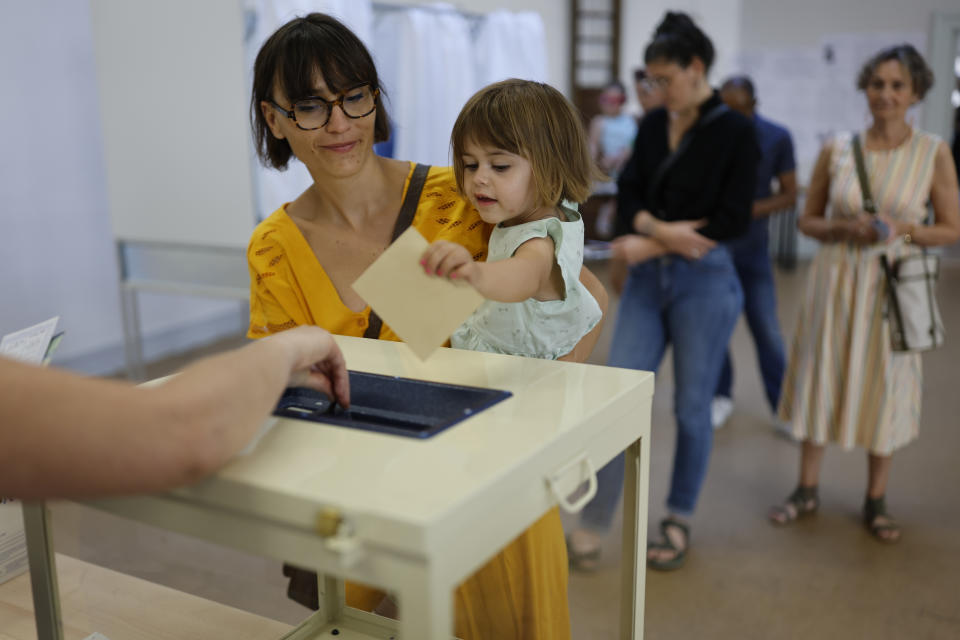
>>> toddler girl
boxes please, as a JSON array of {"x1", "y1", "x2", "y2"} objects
[{"x1": 421, "y1": 79, "x2": 602, "y2": 359}]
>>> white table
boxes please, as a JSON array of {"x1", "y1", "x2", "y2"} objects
[
  {"x1": 25, "y1": 336, "x2": 654, "y2": 639},
  {"x1": 1, "y1": 554, "x2": 294, "y2": 639}
]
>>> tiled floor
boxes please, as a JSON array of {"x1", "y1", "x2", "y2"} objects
[{"x1": 50, "y1": 260, "x2": 960, "y2": 639}]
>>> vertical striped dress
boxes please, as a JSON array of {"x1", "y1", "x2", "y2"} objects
[{"x1": 778, "y1": 129, "x2": 941, "y2": 455}]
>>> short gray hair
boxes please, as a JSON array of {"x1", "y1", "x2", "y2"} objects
[{"x1": 856, "y1": 44, "x2": 934, "y2": 100}]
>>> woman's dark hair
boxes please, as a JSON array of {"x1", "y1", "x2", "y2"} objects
[
  {"x1": 644, "y1": 11, "x2": 715, "y2": 71},
  {"x1": 856, "y1": 44, "x2": 934, "y2": 100},
  {"x1": 251, "y1": 13, "x2": 390, "y2": 170},
  {"x1": 721, "y1": 75, "x2": 756, "y2": 101}
]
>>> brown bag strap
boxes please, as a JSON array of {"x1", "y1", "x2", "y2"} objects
[
  {"x1": 363, "y1": 163, "x2": 431, "y2": 339},
  {"x1": 851, "y1": 134, "x2": 878, "y2": 215}
]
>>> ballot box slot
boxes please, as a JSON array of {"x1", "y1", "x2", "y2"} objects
[{"x1": 274, "y1": 370, "x2": 511, "y2": 438}]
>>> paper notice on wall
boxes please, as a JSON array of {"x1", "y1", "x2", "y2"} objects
[
  {"x1": 0, "y1": 316, "x2": 60, "y2": 364},
  {"x1": 0, "y1": 500, "x2": 27, "y2": 585}
]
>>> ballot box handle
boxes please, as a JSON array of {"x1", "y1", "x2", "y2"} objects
[{"x1": 547, "y1": 453, "x2": 598, "y2": 514}]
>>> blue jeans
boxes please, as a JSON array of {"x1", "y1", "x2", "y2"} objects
[
  {"x1": 715, "y1": 220, "x2": 786, "y2": 412},
  {"x1": 580, "y1": 247, "x2": 743, "y2": 528}
]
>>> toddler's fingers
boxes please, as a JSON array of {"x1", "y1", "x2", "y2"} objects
[
  {"x1": 422, "y1": 245, "x2": 450, "y2": 275},
  {"x1": 420, "y1": 245, "x2": 439, "y2": 272},
  {"x1": 436, "y1": 252, "x2": 467, "y2": 278}
]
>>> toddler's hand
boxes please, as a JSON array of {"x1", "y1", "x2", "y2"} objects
[{"x1": 421, "y1": 241, "x2": 477, "y2": 284}]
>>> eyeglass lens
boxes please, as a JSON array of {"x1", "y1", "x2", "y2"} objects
[{"x1": 293, "y1": 85, "x2": 376, "y2": 129}]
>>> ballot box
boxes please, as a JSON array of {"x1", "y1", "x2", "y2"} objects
[{"x1": 24, "y1": 336, "x2": 654, "y2": 639}]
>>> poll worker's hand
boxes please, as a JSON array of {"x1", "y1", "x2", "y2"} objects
[
  {"x1": 421, "y1": 241, "x2": 478, "y2": 285},
  {"x1": 262, "y1": 326, "x2": 350, "y2": 407}
]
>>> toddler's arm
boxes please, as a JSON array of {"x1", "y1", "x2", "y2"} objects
[{"x1": 421, "y1": 238, "x2": 558, "y2": 303}]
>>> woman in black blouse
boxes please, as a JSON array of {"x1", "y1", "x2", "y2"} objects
[{"x1": 568, "y1": 12, "x2": 758, "y2": 572}]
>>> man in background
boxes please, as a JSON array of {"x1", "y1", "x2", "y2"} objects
[{"x1": 712, "y1": 75, "x2": 797, "y2": 430}]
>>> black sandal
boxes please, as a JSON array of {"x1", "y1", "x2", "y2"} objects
[
  {"x1": 864, "y1": 495, "x2": 901, "y2": 543},
  {"x1": 769, "y1": 485, "x2": 819, "y2": 526},
  {"x1": 647, "y1": 517, "x2": 689, "y2": 571}
]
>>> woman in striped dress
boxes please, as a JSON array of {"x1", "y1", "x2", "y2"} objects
[{"x1": 770, "y1": 45, "x2": 960, "y2": 541}]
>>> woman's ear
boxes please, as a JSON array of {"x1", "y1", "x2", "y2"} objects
[
  {"x1": 261, "y1": 101, "x2": 286, "y2": 140},
  {"x1": 688, "y1": 56, "x2": 706, "y2": 79}
]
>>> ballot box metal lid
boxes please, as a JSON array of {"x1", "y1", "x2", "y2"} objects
[{"x1": 274, "y1": 370, "x2": 512, "y2": 439}]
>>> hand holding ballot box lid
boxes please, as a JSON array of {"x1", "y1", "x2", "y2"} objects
[
  {"x1": 0, "y1": 317, "x2": 63, "y2": 585},
  {"x1": 352, "y1": 227, "x2": 484, "y2": 360}
]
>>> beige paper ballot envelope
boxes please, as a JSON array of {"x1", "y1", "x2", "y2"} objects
[{"x1": 352, "y1": 227, "x2": 484, "y2": 360}]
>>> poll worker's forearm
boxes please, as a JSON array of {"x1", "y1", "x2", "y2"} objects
[{"x1": 0, "y1": 337, "x2": 307, "y2": 499}]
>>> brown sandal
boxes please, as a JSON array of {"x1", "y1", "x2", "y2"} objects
[
  {"x1": 769, "y1": 485, "x2": 819, "y2": 526},
  {"x1": 864, "y1": 496, "x2": 901, "y2": 543}
]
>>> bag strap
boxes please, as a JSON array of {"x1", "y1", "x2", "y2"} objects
[
  {"x1": 925, "y1": 253, "x2": 940, "y2": 348},
  {"x1": 363, "y1": 163, "x2": 431, "y2": 339},
  {"x1": 851, "y1": 134, "x2": 878, "y2": 215},
  {"x1": 646, "y1": 103, "x2": 729, "y2": 212},
  {"x1": 856, "y1": 134, "x2": 941, "y2": 349},
  {"x1": 879, "y1": 254, "x2": 908, "y2": 349},
  {"x1": 861, "y1": 135, "x2": 912, "y2": 348}
]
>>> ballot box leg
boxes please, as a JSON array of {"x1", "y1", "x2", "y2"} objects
[
  {"x1": 22, "y1": 501, "x2": 64, "y2": 640},
  {"x1": 620, "y1": 437, "x2": 649, "y2": 639},
  {"x1": 316, "y1": 573, "x2": 345, "y2": 624},
  {"x1": 396, "y1": 565, "x2": 454, "y2": 639}
]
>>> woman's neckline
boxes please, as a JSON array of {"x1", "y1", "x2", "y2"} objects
[
  {"x1": 277, "y1": 160, "x2": 417, "y2": 315},
  {"x1": 863, "y1": 126, "x2": 913, "y2": 152}
]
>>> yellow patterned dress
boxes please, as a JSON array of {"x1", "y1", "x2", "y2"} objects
[
  {"x1": 247, "y1": 163, "x2": 571, "y2": 640},
  {"x1": 778, "y1": 130, "x2": 941, "y2": 455}
]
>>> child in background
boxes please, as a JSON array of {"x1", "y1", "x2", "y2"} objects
[
  {"x1": 587, "y1": 80, "x2": 640, "y2": 238},
  {"x1": 421, "y1": 79, "x2": 602, "y2": 360},
  {"x1": 589, "y1": 80, "x2": 638, "y2": 180}
]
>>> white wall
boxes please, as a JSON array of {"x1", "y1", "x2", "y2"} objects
[
  {"x1": 373, "y1": 0, "x2": 571, "y2": 95},
  {"x1": 735, "y1": 0, "x2": 959, "y2": 259},
  {"x1": 740, "y1": 0, "x2": 960, "y2": 142},
  {"x1": 740, "y1": 0, "x2": 958, "y2": 50},
  {"x1": 0, "y1": 1, "x2": 243, "y2": 375}
]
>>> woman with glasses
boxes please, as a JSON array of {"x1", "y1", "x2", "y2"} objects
[
  {"x1": 567, "y1": 11, "x2": 758, "y2": 572},
  {"x1": 246, "y1": 13, "x2": 607, "y2": 640}
]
